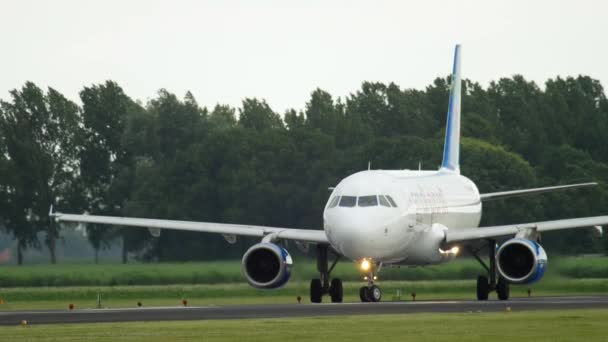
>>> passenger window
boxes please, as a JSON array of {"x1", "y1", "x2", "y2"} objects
[
  {"x1": 328, "y1": 196, "x2": 340, "y2": 208},
  {"x1": 386, "y1": 195, "x2": 398, "y2": 207},
  {"x1": 339, "y1": 196, "x2": 357, "y2": 207},
  {"x1": 358, "y1": 195, "x2": 378, "y2": 207},
  {"x1": 379, "y1": 195, "x2": 391, "y2": 207}
]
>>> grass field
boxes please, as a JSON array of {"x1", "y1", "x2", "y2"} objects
[
  {"x1": 0, "y1": 256, "x2": 606, "y2": 311},
  {"x1": 1, "y1": 309, "x2": 606, "y2": 341},
  {"x1": 1, "y1": 278, "x2": 607, "y2": 311},
  {"x1": 1, "y1": 256, "x2": 607, "y2": 287}
]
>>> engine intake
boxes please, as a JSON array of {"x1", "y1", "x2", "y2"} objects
[
  {"x1": 241, "y1": 243, "x2": 293, "y2": 289},
  {"x1": 496, "y1": 238, "x2": 547, "y2": 284}
]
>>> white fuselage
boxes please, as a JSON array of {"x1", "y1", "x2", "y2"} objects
[{"x1": 323, "y1": 170, "x2": 482, "y2": 266}]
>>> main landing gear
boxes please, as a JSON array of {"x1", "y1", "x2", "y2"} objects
[
  {"x1": 310, "y1": 244, "x2": 343, "y2": 303},
  {"x1": 469, "y1": 239, "x2": 510, "y2": 301}
]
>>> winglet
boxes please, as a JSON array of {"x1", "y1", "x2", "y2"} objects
[
  {"x1": 49, "y1": 205, "x2": 63, "y2": 219},
  {"x1": 440, "y1": 44, "x2": 462, "y2": 174}
]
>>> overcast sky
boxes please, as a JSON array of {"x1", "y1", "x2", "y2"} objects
[{"x1": 1, "y1": 0, "x2": 607, "y2": 113}]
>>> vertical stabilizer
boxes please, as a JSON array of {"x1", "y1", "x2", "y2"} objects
[{"x1": 440, "y1": 44, "x2": 462, "y2": 173}]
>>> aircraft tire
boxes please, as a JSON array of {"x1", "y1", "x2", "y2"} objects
[
  {"x1": 329, "y1": 278, "x2": 343, "y2": 303},
  {"x1": 496, "y1": 277, "x2": 510, "y2": 301},
  {"x1": 369, "y1": 285, "x2": 382, "y2": 302},
  {"x1": 476, "y1": 275, "x2": 489, "y2": 300},
  {"x1": 310, "y1": 279, "x2": 323, "y2": 303},
  {"x1": 359, "y1": 286, "x2": 369, "y2": 302}
]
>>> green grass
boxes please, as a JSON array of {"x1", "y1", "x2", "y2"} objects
[
  {"x1": 1, "y1": 256, "x2": 607, "y2": 287},
  {"x1": 1, "y1": 278, "x2": 607, "y2": 311},
  {"x1": 0, "y1": 256, "x2": 607, "y2": 311},
  {"x1": 1, "y1": 309, "x2": 607, "y2": 341}
]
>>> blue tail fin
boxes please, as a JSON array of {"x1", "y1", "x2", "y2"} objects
[{"x1": 440, "y1": 44, "x2": 462, "y2": 173}]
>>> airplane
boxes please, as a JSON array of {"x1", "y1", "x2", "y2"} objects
[{"x1": 51, "y1": 44, "x2": 608, "y2": 303}]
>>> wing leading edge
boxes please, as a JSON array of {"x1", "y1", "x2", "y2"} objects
[
  {"x1": 479, "y1": 182, "x2": 597, "y2": 201},
  {"x1": 51, "y1": 212, "x2": 329, "y2": 244},
  {"x1": 446, "y1": 216, "x2": 607, "y2": 243}
]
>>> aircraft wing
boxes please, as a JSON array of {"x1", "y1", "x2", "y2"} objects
[
  {"x1": 445, "y1": 216, "x2": 608, "y2": 243},
  {"x1": 479, "y1": 182, "x2": 597, "y2": 201},
  {"x1": 51, "y1": 211, "x2": 329, "y2": 244}
]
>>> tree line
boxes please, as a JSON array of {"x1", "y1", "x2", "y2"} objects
[{"x1": 1, "y1": 75, "x2": 607, "y2": 264}]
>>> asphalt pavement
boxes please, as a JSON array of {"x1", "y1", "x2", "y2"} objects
[{"x1": 1, "y1": 296, "x2": 607, "y2": 325}]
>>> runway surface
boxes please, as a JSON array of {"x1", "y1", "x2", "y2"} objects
[{"x1": 1, "y1": 296, "x2": 607, "y2": 325}]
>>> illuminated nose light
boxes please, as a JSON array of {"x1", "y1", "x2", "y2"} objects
[
  {"x1": 360, "y1": 259, "x2": 371, "y2": 271},
  {"x1": 439, "y1": 246, "x2": 460, "y2": 255}
]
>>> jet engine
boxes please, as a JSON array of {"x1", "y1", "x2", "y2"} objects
[
  {"x1": 241, "y1": 242, "x2": 293, "y2": 289},
  {"x1": 496, "y1": 238, "x2": 547, "y2": 284}
]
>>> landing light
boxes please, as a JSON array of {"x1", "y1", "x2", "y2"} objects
[
  {"x1": 440, "y1": 246, "x2": 460, "y2": 255},
  {"x1": 360, "y1": 259, "x2": 371, "y2": 271}
]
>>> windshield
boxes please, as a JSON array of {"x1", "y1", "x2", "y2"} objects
[
  {"x1": 386, "y1": 195, "x2": 398, "y2": 207},
  {"x1": 379, "y1": 195, "x2": 391, "y2": 207},
  {"x1": 327, "y1": 196, "x2": 340, "y2": 208},
  {"x1": 333, "y1": 194, "x2": 396, "y2": 208},
  {"x1": 358, "y1": 195, "x2": 378, "y2": 207},
  {"x1": 339, "y1": 196, "x2": 357, "y2": 207}
]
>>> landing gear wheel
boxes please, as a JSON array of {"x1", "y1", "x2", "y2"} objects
[
  {"x1": 359, "y1": 286, "x2": 369, "y2": 302},
  {"x1": 310, "y1": 279, "x2": 323, "y2": 303},
  {"x1": 476, "y1": 275, "x2": 489, "y2": 301},
  {"x1": 496, "y1": 277, "x2": 510, "y2": 301},
  {"x1": 368, "y1": 285, "x2": 382, "y2": 302},
  {"x1": 329, "y1": 278, "x2": 343, "y2": 303}
]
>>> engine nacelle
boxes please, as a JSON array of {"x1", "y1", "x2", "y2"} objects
[
  {"x1": 496, "y1": 238, "x2": 547, "y2": 284},
  {"x1": 241, "y1": 243, "x2": 293, "y2": 289}
]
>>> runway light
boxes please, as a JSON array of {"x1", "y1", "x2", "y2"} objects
[
  {"x1": 364, "y1": 276, "x2": 368, "y2": 280},
  {"x1": 360, "y1": 259, "x2": 371, "y2": 271},
  {"x1": 373, "y1": 276, "x2": 377, "y2": 280},
  {"x1": 450, "y1": 246, "x2": 460, "y2": 255}
]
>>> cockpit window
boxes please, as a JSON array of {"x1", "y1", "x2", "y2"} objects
[
  {"x1": 386, "y1": 195, "x2": 398, "y2": 207},
  {"x1": 328, "y1": 196, "x2": 340, "y2": 208},
  {"x1": 358, "y1": 195, "x2": 378, "y2": 207},
  {"x1": 379, "y1": 195, "x2": 391, "y2": 207},
  {"x1": 339, "y1": 196, "x2": 357, "y2": 207}
]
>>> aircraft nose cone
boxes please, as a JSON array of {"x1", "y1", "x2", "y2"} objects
[{"x1": 325, "y1": 210, "x2": 386, "y2": 260}]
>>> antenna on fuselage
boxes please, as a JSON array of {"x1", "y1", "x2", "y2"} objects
[
  {"x1": 418, "y1": 162, "x2": 421, "y2": 171},
  {"x1": 368, "y1": 161, "x2": 371, "y2": 170}
]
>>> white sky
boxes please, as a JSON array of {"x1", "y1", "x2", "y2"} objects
[{"x1": 1, "y1": 0, "x2": 607, "y2": 113}]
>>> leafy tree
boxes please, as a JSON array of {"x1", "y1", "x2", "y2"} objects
[
  {"x1": 79, "y1": 81, "x2": 144, "y2": 263},
  {"x1": 0, "y1": 82, "x2": 81, "y2": 263},
  {"x1": 208, "y1": 104, "x2": 237, "y2": 130},
  {"x1": 238, "y1": 98, "x2": 283, "y2": 130}
]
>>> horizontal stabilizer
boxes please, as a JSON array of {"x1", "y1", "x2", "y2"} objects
[{"x1": 479, "y1": 182, "x2": 597, "y2": 201}]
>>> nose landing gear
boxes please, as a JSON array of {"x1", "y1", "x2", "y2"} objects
[
  {"x1": 359, "y1": 261, "x2": 382, "y2": 302},
  {"x1": 359, "y1": 284, "x2": 382, "y2": 302}
]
